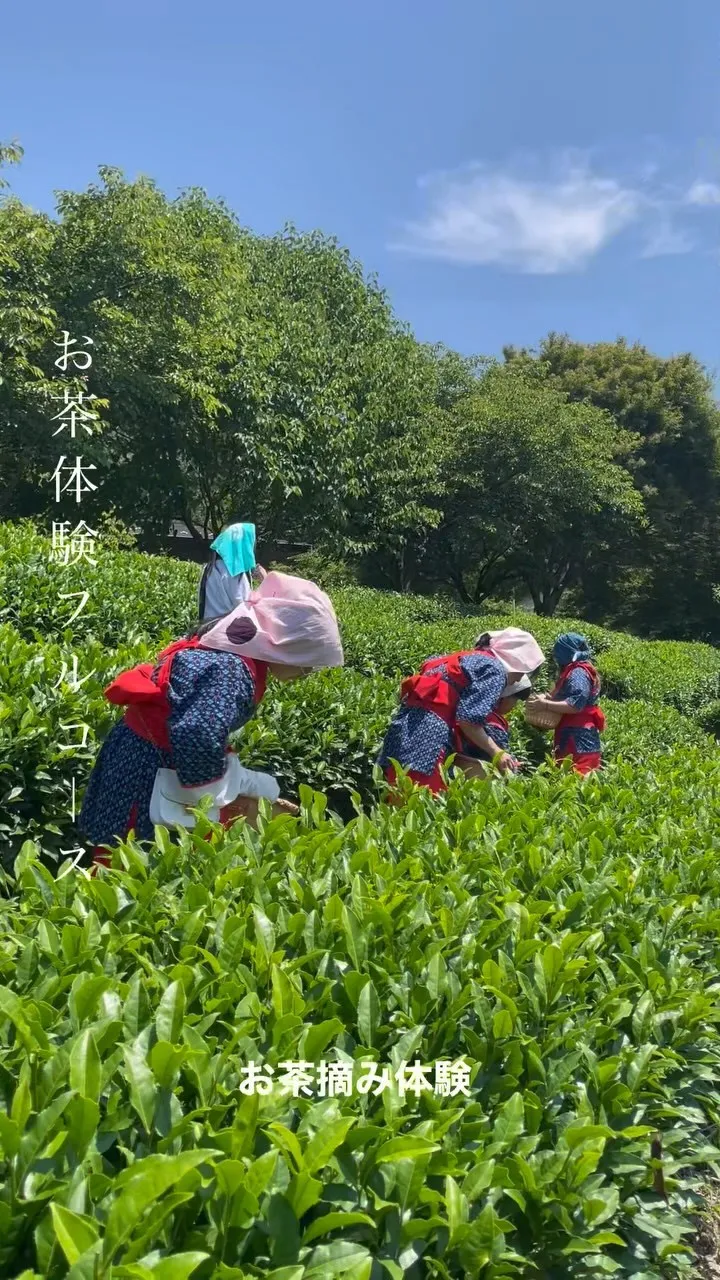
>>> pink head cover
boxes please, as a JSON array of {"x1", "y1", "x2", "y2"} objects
[
  {"x1": 487, "y1": 628, "x2": 544, "y2": 674},
  {"x1": 201, "y1": 570, "x2": 344, "y2": 670}
]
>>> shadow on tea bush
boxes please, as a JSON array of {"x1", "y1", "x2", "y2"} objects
[
  {"x1": 234, "y1": 668, "x2": 398, "y2": 815},
  {"x1": 698, "y1": 699, "x2": 720, "y2": 739}
]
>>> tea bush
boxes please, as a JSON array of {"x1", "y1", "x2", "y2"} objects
[
  {"x1": 2, "y1": 758, "x2": 720, "y2": 1278},
  {"x1": 333, "y1": 591, "x2": 720, "y2": 716},
  {"x1": 600, "y1": 700, "x2": 710, "y2": 761},
  {"x1": 697, "y1": 699, "x2": 720, "y2": 740},
  {"x1": 3, "y1": 522, "x2": 720, "y2": 717},
  {"x1": 1, "y1": 615, "x2": 715, "y2": 870},
  {"x1": 0, "y1": 522, "x2": 198, "y2": 649},
  {"x1": 597, "y1": 643, "x2": 720, "y2": 718},
  {"x1": 0, "y1": 625, "x2": 155, "y2": 869},
  {"x1": 3, "y1": 520, "x2": 720, "y2": 1277}
]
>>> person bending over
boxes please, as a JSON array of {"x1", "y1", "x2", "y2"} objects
[
  {"x1": 455, "y1": 674, "x2": 533, "y2": 778},
  {"x1": 378, "y1": 628, "x2": 544, "y2": 796},
  {"x1": 80, "y1": 572, "x2": 343, "y2": 867}
]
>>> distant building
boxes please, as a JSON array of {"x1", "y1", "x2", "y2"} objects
[
  {"x1": 168, "y1": 520, "x2": 194, "y2": 539},
  {"x1": 144, "y1": 520, "x2": 309, "y2": 565}
]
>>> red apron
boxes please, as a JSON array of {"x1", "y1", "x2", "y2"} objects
[
  {"x1": 91, "y1": 640, "x2": 268, "y2": 867},
  {"x1": 551, "y1": 660, "x2": 605, "y2": 774},
  {"x1": 386, "y1": 649, "x2": 496, "y2": 796}
]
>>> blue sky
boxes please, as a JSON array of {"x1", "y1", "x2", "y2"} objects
[{"x1": 2, "y1": 0, "x2": 720, "y2": 380}]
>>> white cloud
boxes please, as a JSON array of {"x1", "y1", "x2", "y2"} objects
[
  {"x1": 641, "y1": 222, "x2": 694, "y2": 258},
  {"x1": 393, "y1": 161, "x2": 641, "y2": 273},
  {"x1": 393, "y1": 155, "x2": 720, "y2": 274},
  {"x1": 686, "y1": 180, "x2": 720, "y2": 207}
]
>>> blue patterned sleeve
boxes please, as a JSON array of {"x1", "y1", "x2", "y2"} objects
[
  {"x1": 166, "y1": 650, "x2": 256, "y2": 787},
  {"x1": 560, "y1": 668, "x2": 592, "y2": 709},
  {"x1": 455, "y1": 655, "x2": 507, "y2": 724}
]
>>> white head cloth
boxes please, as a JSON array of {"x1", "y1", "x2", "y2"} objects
[{"x1": 503, "y1": 673, "x2": 533, "y2": 697}]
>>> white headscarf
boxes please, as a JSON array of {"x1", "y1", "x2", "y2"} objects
[
  {"x1": 503, "y1": 674, "x2": 533, "y2": 697},
  {"x1": 201, "y1": 571, "x2": 344, "y2": 670},
  {"x1": 475, "y1": 627, "x2": 544, "y2": 674}
]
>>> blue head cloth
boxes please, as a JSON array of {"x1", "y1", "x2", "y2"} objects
[
  {"x1": 210, "y1": 523, "x2": 257, "y2": 577},
  {"x1": 552, "y1": 632, "x2": 592, "y2": 668}
]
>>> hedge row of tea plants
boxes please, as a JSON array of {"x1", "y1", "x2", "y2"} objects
[
  {"x1": 330, "y1": 588, "x2": 720, "y2": 717},
  {"x1": 0, "y1": 613, "x2": 715, "y2": 870},
  {"x1": 3, "y1": 520, "x2": 720, "y2": 1277},
  {"x1": 1, "y1": 519, "x2": 719, "y2": 870},
  {"x1": 0, "y1": 523, "x2": 199, "y2": 651},
  {"x1": 2, "y1": 757, "x2": 720, "y2": 1279},
  {"x1": 3, "y1": 522, "x2": 720, "y2": 714}
]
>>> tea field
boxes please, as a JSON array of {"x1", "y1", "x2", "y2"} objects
[{"x1": 1, "y1": 521, "x2": 720, "y2": 1279}]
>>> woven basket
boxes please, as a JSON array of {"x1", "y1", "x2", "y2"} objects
[{"x1": 525, "y1": 696, "x2": 563, "y2": 731}]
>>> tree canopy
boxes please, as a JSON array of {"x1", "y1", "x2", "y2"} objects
[
  {"x1": 1, "y1": 155, "x2": 718, "y2": 640},
  {"x1": 423, "y1": 363, "x2": 644, "y2": 614},
  {"x1": 504, "y1": 335, "x2": 720, "y2": 638}
]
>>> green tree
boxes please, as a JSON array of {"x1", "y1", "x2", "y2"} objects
[
  {"x1": 333, "y1": 345, "x2": 488, "y2": 592},
  {"x1": 0, "y1": 142, "x2": 60, "y2": 520},
  {"x1": 35, "y1": 169, "x2": 438, "y2": 554},
  {"x1": 505, "y1": 335, "x2": 720, "y2": 638},
  {"x1": 235, "y1": 225, "x2": 440, "y2": 556},
  {"x1": 44, "y1": 169, "x2": 256, "y2": 541},
  {"x1": 424, "y1": 363, "x2": 644, "y2": 614},
  {"x1": 3, "y1": 153, "x2": 717, "y2": 640}
]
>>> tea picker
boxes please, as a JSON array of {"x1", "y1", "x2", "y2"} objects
[
  {"x1": 78, "y1": 572, "x2": 344, "y2": 868},
  {"x1": 455, "y1": 672, "x2": 534, "y2": 778},
  {"x1": 525, "y1": 632, "x2": 605, "y2": 775},
  {"x1": 379, "y1": 628, "x2": 545, "y2": 797},
  {"x1": 198, "y1": 521, "x2": 267, "y2": 621}
]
